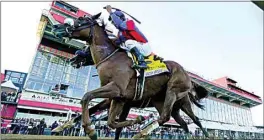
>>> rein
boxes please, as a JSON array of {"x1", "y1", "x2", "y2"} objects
[
  {"x1": 95, "y1": 48, "x2": 120, "y2": 69},
  {"x1": 72, "y1": 18, "x2": 121, "y2": 69}
]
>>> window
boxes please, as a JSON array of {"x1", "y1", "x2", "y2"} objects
[
  {"x1": 245, "y1": 109, "x2": 250, "y2": 126},
  {"x1": 6, "y1": 71, "x2": 11, "y2": 75},
  {"x1": 25, "y1": 80, "x2": 35, "y2": 89},
  {"x1": 19, "y1": 80, "x2": 23, "y2": 84},
  {"x1": 4, "y1": 75, "x2": 10, "y2": 81},
  {"x1": 11, "y1": 77, "x2": 19, "y2": 83},
  {"x1": 42, "y1": 84, "x2": 51, "y2": 93},
  {"x1": 214, "y1": 101, "x2": 219, "y2": 122},
  {"x1": 211, "y1": 100, "x2": 216, "y2": 121},
  {"x1": 228, "y1": 105, "x2": 233, "y2": 124},
  {"x1": 21, "y1": 74, "x2": 25, "y2": 78},
  {"x1": 72, "y1": 88, "x2": 85, "y2": 99},
  {"x1": 204, "y1": 99, "x2": 209, "y2": 120},
  {"x1": 223, "y1": 103, "x2": 227, "y2": 122},
  {"x1": 34, "y1": 58, "x2": 42, "y2": 66},
  {"x1": 34, "y1": 83, "x2": 42, "y2": 90},
  {"x1": 238, "y1": 108, "x2": 243, "y2": 125},
  {"x1": 54, "y1": 1, "x2": 77, "y2": 14},
  {"x1": 69, "y1": 74, "x2": 77, "y2": 84},
  {"x1": 11, "y1": 72, "x2": 21, "y2": 78},
  {"x1": 236, "y1": 107, "x2": 240, "y2": 125},
  {"x1": 233, "y1": 107, "x2": 238, "y2": 125},
  {"x1": 241, "y1": 108, "x2": 244, "y2": 125},
  {"x1": 244, "y1": 109, "x2": 247, "y2": 126},
  {"x1": 25, "y1": 51, "x2": 90, "y2": 97},
  {"x1": 248, "y1": 110, "x2": 253, "y2": 126}
]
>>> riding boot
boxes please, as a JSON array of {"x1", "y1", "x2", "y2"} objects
[{"x1": 130, "y1": 47, "x2": 148, "y2": 69}]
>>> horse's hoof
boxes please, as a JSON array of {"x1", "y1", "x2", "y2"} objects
[
  {"x1": 204, "y1": 132, "x2": 209, "y2": 138},
  {"x1": 88, "y1": 130, "x2": 98, "y2": 140}
]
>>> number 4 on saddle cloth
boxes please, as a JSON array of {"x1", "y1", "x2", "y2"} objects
[{"x1": 127, "y1": 52, "x2": 170, "y2": 101}]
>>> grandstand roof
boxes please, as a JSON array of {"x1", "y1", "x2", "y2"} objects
[
  {"x1": 252, "y1": 1, "x2": 264, "y2": 11},
  {"x1": 188, "y1": 72, "x2": 262, "y2": 107},
  {"x1": 1, "y1": 80, "x2": 19, "y2": 91}
]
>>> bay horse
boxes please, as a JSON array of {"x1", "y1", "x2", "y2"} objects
[
  {"x1": 52, "y1": 13, "x2": 209, "y2": 139},
  {"x1": 53, "y1": 80, "x2": 209, "y2": 139}
]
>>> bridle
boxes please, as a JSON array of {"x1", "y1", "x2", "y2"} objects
[
  {"x1": 66, "y1": 17, "x2": 96, "y2": 44},
  {"x1": 67, "y1": 16, "x2": 120, "y2": 69}
]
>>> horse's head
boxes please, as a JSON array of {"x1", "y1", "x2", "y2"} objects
[
  {"x1": 52, "y1": 13, "x2": 102, "y2": 43},
  {"x1": 52, "y1": 12, "x2": 118, "y2": 66}
]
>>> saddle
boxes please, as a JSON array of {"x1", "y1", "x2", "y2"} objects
[{"x1": 128, "y1": 52, "x2": 169, "y2": 101}]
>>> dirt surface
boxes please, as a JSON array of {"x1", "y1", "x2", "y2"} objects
[{"x1": 1, "y1": 134, "x2": 130, "y2": 140}]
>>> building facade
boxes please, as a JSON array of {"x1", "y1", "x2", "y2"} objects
[
  {"x1": 12, "y1": 1, "x2": 263, "y2": 139},
  {"x1": 1, "y1": 70, "x2": 27, "y2": 127},
  {"x1": 4, "y1": 70, "x2": 28, "y2": 92}
]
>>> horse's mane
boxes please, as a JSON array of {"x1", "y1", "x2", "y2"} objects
[{"x1": 94, "y1": 21, "x2": 123, "y2": 51}]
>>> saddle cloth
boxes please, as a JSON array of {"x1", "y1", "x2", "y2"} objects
[{"x1": 128, "y1": 53, "x2": 169, "y2": 77}]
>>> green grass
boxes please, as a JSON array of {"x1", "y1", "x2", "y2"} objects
[
  {"x1": 1, "y1": 134, "x2": 129, "y2": 140},
  {"x1": 1, "y1": 134, "x2": 215, "y2": 140}
]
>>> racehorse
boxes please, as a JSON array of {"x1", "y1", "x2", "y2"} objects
[
  {"x1": 52, "y1": 13, "x2": 209, "y2": 140},
  {"x1": 53, "y1": 80, "x2": 209, "y2": 139}
]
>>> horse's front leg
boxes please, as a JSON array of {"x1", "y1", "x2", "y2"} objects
[
  {"x1": 114, "y1": 104, "x2": 131, "y2": 140},
  {"x1": 81, "y1": 81, "x2": 122, "y2": 140},
  {"x1": 107, "y1": 100, "x2": 144, "y2": 130}
]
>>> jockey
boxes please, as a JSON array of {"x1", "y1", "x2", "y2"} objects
[{"x1": 105, "y1": 5, "x2": 151, "y2": 69}]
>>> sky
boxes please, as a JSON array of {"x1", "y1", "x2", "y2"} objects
[{"x1": 1, "y1": 2, "x2": 263, "y2": 126}]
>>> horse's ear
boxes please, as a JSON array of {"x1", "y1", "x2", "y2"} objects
[{"x1": 92, "y1": 12, "x2": 102, "y2": 20}]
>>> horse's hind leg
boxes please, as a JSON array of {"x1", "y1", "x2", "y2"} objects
[
  {"x1": 158, "y1": 88, "x2": 189, "y2": 125},
  {"x1": 153, "y1": 100, "x2": 190, "y2": 134},
  {"x1": 181, "y1": 95, "x2": 209, "y2": 138},
  {"x1": 114, "y1": 104, "x2": 131, "y2": 140},
  {"x1": 171, "y1": 107, "x2": 190, "y2": 133},
  {"x1": 107, "y1": 100, "x2": 143, "y2": 129},
  {"x1": 158, "y1": 67, "x2": 191, "y2": 125}
]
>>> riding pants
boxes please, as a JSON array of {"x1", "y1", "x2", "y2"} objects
[{"x1": 120, "y1": 40, "x2": 152, "y2": 57}]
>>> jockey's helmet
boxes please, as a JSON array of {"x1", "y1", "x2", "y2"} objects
[{"x1": 114, "y1": 10, "x2": 126, "y2": 21}]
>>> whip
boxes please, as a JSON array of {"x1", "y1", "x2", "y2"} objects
[{"x1": 103, "y1": 6, "x2": 141, "y2": 24}]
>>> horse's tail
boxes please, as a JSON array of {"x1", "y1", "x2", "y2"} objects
[
  {"x1": 188, "y1": 80, "x2": 209, "y2": 110},
  {"x1": 191, "y1": 80, "x2": 209, "y2": 101},
  {"x1": 188, "y1": 92, "x2": 205, "y2": 110}
]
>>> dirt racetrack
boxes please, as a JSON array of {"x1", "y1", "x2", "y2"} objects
[{"x1": 1, "y1": 134, "x2": 131, "y2": 140}]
